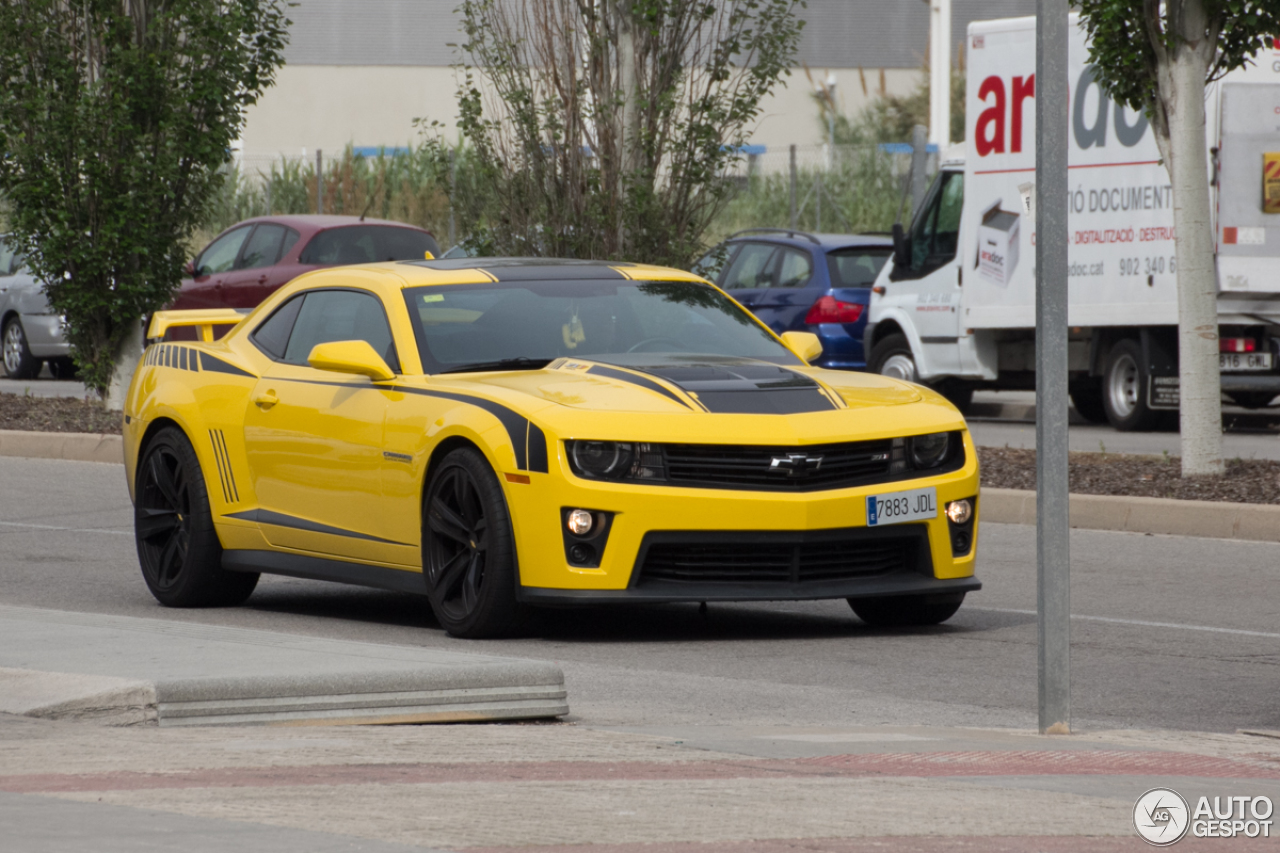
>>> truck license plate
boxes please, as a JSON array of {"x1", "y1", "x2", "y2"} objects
[
  {"x1": 1220, "y1": 353, "x2": 1273, "y2": 371},
  {"x1": 866, "y1": 487, "x2": 937, "y2": 527}
]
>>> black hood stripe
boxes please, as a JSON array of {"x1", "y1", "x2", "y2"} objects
[
  {"x1": 586, "y1": 365, "x2": 697, "y2": 410},
  {"x1": 603, "y1": 359, "x2": 839, "y2": 415}
]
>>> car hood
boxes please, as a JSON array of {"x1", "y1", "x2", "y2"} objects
[{"x1": 468, "y1": 355, "x2": 923, "y2": 415}]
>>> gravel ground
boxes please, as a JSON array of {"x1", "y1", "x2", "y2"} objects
[
  {"x1": 978, "y1": 446, "x2": 1280, "y2": 505},
  {"x1": 1, "y1": 395, "x2": 1276, "y2": 504},
  {"x1": 0, "y1": 392, "x2": 122, "y2": 434}
]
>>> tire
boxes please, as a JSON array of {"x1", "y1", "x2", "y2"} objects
[
  {"x1": 48, "y1": 357, "x2": 79, "y2": 380},
  {"x1": 1102, "y1": 339, "x2": 1164, "y2": 431},
  {"x1": 1070, "y1": 381, "x2": 1109, "y2": 424},
  {"x1": 134, "y1": 427, "x2": 258, "y2": 607},
  {"x1": 869, "y1": 333, "x2": 918, "y2": 383},
  {"x1": 422, "y1": 447, "x2": 525, "y2": 638},
  {"x1": 1228, "y1": 392, "x2": 1277, "y2": 410},
  {"x1": 848, "y1": 593, "x2": 965, "y2": 627},
  {"x1": 2, "y1": 316, "x2": 42, "y2": 379}
]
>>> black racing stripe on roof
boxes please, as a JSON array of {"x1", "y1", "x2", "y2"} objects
[
  {"x1": 586, "y1": 365, "x2": 695, "y2": 410},
  {"x1": 199, "y1": 352, "x2": 256, "y2": 378}
]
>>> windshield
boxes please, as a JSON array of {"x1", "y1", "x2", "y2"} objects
[{"x1": 403, "y1": 280, "x2": 800, "y2": 373}]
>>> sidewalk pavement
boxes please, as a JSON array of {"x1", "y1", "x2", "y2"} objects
[
  {"x1": 3, "y1": 707, "x2": 1279, "y2": 851},
  {"x1": 0, "y1": 605, "x2": 566, "y2": 726}
]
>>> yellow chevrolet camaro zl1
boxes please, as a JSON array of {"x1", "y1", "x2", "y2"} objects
[{"x1": 124, "y1": 258, "x2": 980, "y2": 637}]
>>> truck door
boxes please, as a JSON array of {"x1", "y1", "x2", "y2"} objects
[{"x1": 883, "y1": 171, "x2": 965, "y2": 379}]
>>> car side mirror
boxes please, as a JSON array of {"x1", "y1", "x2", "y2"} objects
[
  {"x1": 781, "y1": 331, "x2": 823, "y2": 364},
  {"x1": 307, "y1": 340, "x2": 395, "y2": 381},
  {"x1": 184, "y1": 260, "x2": 198, "y2": 277},
  {"x1": 892, "y1": 223, "x2": 911, "y2": 269}
]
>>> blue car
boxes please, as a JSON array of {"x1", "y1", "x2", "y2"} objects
[{"x1": 693, "y1": 229, "x2": 892, "y2": 371}]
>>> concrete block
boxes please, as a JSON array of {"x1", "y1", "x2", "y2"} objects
[{"x1": 0, "y1": 429, "x2": 123, "y2": 464}]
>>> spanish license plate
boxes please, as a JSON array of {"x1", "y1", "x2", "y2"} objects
[
  {"x1": 1220, "y1": 352, "x2": 1273, "y2": 371},
  {"x1": 866, "y1": 487, "x2": 938, "y2": 527}
]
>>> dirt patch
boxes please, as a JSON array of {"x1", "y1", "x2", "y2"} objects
[
  {"x1": 979, "y1": 446, "x2": 1280, "y2": 505},
  {"x1": 0, "y1": 393, "x2": 121, "y2": 434}
]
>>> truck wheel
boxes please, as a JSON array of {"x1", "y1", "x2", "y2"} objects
[
  {"x1": 2, "y1": 316, "x2": 42, "y2": 379},
  {"x1": 1227, "y1": 392, "x2": 1276, "y2": 410},
  {"x1": 1102, "y1": 339, "x2": 1163, "y2": 431},
  {"x1": 870, "y1": 333, "x2": 918, "y2": 383},
  {"x1": 1069, "y1": 381, "x2": 1109, "y2": 424}
]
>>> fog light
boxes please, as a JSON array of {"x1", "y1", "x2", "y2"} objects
[
  {"x1": 568, "y1": 543, "x2": 595, "y2": 564},
  {"x1": 567, "y1": 508, "x2": 594, "y2": 536},
  {"x1": 946, "y1": 499, "x2": 973, "y2": 525}
]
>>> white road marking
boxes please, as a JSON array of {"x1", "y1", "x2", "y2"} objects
[
  {"x1": 973, "y1": 607, "x2": 1280, "y2": 640},
  {"x1": 761, "y1": 733, "x2": 937, "y2": 743},
  {"x1": 0, "y1": 520, "x2": 131, "y2": 536}
]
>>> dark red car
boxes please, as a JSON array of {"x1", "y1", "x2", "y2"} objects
[{"x1": 172, "y1": 215, "x2": 440, "y2": 311}]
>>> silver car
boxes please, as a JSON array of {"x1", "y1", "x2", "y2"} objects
[{"x1": 0, "y1": 235, "x2": 72, "y2": 379}]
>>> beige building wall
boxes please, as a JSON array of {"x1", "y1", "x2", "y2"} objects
[{"x1": 238, "y1": 64, "x2": 924, "y2": 164}]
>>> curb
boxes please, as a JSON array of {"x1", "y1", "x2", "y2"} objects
[
  {"x1": 982, "y1": 487, "x2": 1280, "y2": 544},
  {"x1": 0, "y1": 429, "x2": 123, "y2": 464},
  {"x1": 2, "y1": 430, "x2": 1276, "y2": 544}
]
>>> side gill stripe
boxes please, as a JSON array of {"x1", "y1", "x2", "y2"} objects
[
  {"x1": 215, "y1": 430, "x2": 239, "y2": 502},
  {"x1": 208, "y1": 430, "x2": 231, "y2": 504}
]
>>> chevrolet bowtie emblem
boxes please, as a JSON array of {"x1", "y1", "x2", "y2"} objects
[{"x1": 768, "y1": 453, "x2": 824, "y2": 477}]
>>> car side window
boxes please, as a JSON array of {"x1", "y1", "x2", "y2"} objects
[
  {"x1": 197, "y1": 226, "x2": 252, "y2": 276},
  {"x1": 692, "y1": 243, "x2": 738, "y2": 283},
  {"x1": 299, "y1": 226, "x2": 440, "y2": 265},
  {"x1": 720, "y1": 243, "x2": 777, "y2": 290},
  {"x1": 237, "y1": 224, "x2": 287, "y2": 270},
  {"x1": 279, "y1": 228, "x2": 301, "y2": 259},
  {"x1": 827, "y1": 249, "x2": 891, "y2": 287},
  {"x1": 282, "y1": 289, "x2": 400, "y2": 372},
  {"x1": 250, "y1": 294, "x2": 305, "y2": 359},
  {"x1": 772, "y1": 247, "x2": 813, "y2": 288}
]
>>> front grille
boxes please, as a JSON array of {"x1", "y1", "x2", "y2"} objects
[
  {"x1": 637, "y1": 529, "x2": 917, "y2": 586},
  {"x1": 663, "y1": 439, "x2": 894, "y2": 491}
]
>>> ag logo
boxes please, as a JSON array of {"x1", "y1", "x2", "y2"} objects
[{"x1": 1134, "y1": 787, "x2": 1190, "y2": 846}]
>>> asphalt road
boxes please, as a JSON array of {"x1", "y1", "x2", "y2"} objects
[{"x1": 3, "y1": 455, "x2": 1279, "y2": 735}]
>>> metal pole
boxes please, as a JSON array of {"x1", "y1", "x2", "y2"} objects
[
  {"x1": 1036, "y1": 0, "x2": 1070, "y2": 735},
  {"x1": 316, "y1": 148, "x2": 323, "y2": 214},
  {"x1": 789, "y1": 144, "x2": 798, "y2": 230}
]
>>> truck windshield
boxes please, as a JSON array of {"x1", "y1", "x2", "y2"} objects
[{"x1": 403, "y1": 280, "x2": 800, "y2": 373}]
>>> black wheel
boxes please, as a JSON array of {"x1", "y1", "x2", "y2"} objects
[
  {"x1": 48, "y1": 357, "x2": 79, "y2": 380},
  {"x1": 2, "y1": 316, "x2": 42, "y2": 379},
  {"x1": 1102, "y1": 339, "x2": 1164, "y2": 431},
  {"x1": 135, "y1": 427, "x2": 258, "y2": 607},
  {"x1": 849, "y1": 593, "x2": 965, "y2": 627},
  {"x1": 869, "y1": 333, "x2": 917, "y2": 383},
  {"x1": 1228, "y1": 392, "x2": 1277, "y2": 410},
  {"x1": 1070, "y1": 380, "x2": 1109, "y2": 424},
  {"x1": 422, "y1": 447, "x2": 524, "y2": 638}
]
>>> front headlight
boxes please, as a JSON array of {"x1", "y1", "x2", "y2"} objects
[
  {"x1": 909, "y1": 432, "x2": 952, "y2": 469},
  {"x1": 566, "y1": 441, "x2": 666, "y2": 481}
]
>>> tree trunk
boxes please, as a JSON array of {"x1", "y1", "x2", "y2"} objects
[
  {"x1": 614, "y1": 1, "x2": 638, "y2": 255},
  {"x1": 103, "y1": 318, "x2": 144, "y2": 412},
  {"x1": 1155, "y1": 4, "x2": 1223, "y2": 476}
]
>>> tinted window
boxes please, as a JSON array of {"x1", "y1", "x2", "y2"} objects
[
  {"x1": 299, "y1": 226, "x2": 441, "y2": 265},
  {"x1": 826, "y1": 249, "x2": 891, "y2": 287},
  {"x1": 773, "y1": 247, "x2": 813, "y2": 288},
  {"x1": 282, "y1": 289, "x2": 399, "y2": 371},
  {"x1": 238, "y1": 224, "x2": 287, "y2": 270},
  {"x1": 720, "y1": 243, "x2": 777, "y2": 289},
  {"x1": 250, "y1": 294, "x2": 305, "y2": 358},
  {"x1": 197, "y1": 226, "x2": 252, "y2": 275},
  {"x1": 403, "y1": 280, "x2": 799, "y2": 373}
]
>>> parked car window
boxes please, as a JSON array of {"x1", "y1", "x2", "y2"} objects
[
  {"x1": 827, "y1": 249, "x2": 891, "y2": 287},
  {"x1": 197, "y1": 226, "x2": 252, "y2": 275},
  {"x1": 772, "y1": 247, "x2": 813, "y2": 288},
  {"x1": 279, "y1": 227, "x2": 301, "y2": 258},
  {"x1": 238, "y1": 224, "x2": 288, "y2": 270},
  {"x1": 692, "y1": 244, "x2": 737, "y2": 282},
  {"x1": 282, "y1": 289, "x2": 400, "y2": 372},
  {"x1": 720, "y1": 243, "x2": 777, "y2": 289},
  {"x1": 0, "y1": 238, "x2": 16, "y2": 276},
  {"x1": 299, "y1": 226, "x2": 440, "y2": 266},
  {"x1": 250, "y1": 294, "x2": 305, "y2": 359}
]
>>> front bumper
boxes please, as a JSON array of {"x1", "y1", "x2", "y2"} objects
[{"x1": 504, "y1": 432, "x2": 981, "y2": 601}]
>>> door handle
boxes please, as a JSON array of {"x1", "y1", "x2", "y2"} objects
[
  {"x1": 256, "y1": 275, "x2": 268, "y2": 284},
  {"x1": 254, "y1": 392, "x2": 278, "y2": 409}
]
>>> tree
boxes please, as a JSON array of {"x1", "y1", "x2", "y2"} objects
[
  {"x1": 1078, "y1": 0, "x2": 1279, "y2": 476},
  {"x1": 0, "y1": 0, "x2": 290, "y2": 403},
  {"x1": 450, "y1": 0, "x2": 805, "y2": 267},
  {"x1": 814, "y1": 61, "x2": 966, "y2": 147}
]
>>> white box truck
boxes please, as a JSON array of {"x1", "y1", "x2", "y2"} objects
[{"x1": 864, "y1": 14, "x2": 1280, "y2": 430}]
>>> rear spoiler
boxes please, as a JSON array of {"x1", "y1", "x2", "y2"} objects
[{"x1": 146, "y1": 309, "x2": 247, "y2": 343}]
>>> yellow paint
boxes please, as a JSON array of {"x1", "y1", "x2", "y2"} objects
[{"x1": 124, "y1": 259, "x2": 980, "y2": 599}]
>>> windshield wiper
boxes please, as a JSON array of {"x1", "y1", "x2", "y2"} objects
[{"x1": 438, "y1": 357, "x2": 554, "y2": 375}]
